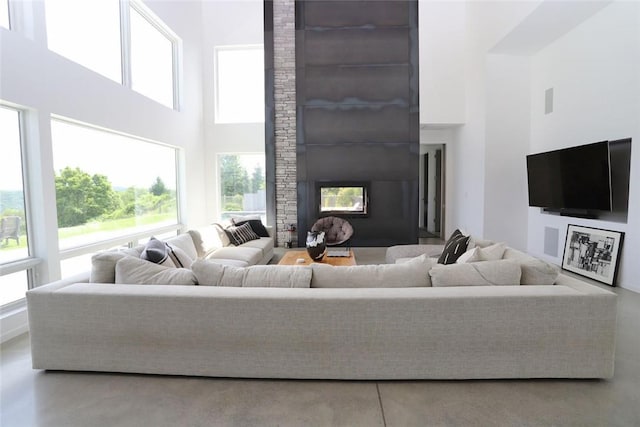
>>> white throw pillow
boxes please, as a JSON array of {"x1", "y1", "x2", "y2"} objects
[
  {"x1": 311, "y1": 254, "x2": 435, "y2": 288},
  {"x1": 455, "y1": 248, "x2": 480, "y2": 263},
  {"x1": 115, "y1": 256, "x2": 197, "y2": 285},
  {"x1": 212, "y1": 223, "x2": 231, "y2": 247},
  {"x1": 456, "y1": 242, "x2": 507, "y2": 264},
  {"x1": 430, "y1": 259, "x2": 521, "y2": 287},
  {"x1": 165, "y1": 233, "x2": 198, "y2": 262},
  {"x1": 188, "y1": 226, "x2": 223, "y2": 258},
  {"x1": 192, "y1": 260, "x2": 312, "y2": 288}
]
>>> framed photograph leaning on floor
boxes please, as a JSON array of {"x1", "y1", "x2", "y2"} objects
[{"x1": 562, "y1": 224, "x2": 624, "y2": 286}]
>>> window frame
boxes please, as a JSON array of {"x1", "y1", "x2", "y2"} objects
[
  {"x1": 126, "y1": 0, "x2": 182, "y2": 110},
  {"x1": 216, "y1": 152, "x2": 267, "y2": 222},
  {"x1": 0, "y1": 0, "x2": 10, "y2": 29},
  {"x1": 50, "y1": 116, "x2": 184, "y2": 268},
  {"x1": 42, "y1": 0, "x2": 182, "y2": 110},
  {"x1": 0, "y1": 103, "x2": 41, "y2": 307}
]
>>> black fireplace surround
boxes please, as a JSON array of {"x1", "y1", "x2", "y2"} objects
[{"x1": 265, "y1": 0, "x2": 420, "y2": 247}]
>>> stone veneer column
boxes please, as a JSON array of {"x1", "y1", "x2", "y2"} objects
[{"x1": 273, "y1": 0, "x2": 297, "y2": 247}]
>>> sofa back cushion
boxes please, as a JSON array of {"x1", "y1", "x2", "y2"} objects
[
  {"x1": 429, "y1": 259, "x2": 521, "y2": 287},
  {"x1": 503, "y1": 248, "x2": 559, "y2": 285},
  {"x1": 90, "y1": 246, "x2": 143, "y2": 283},
  {"x1": 192, "y1": 260, "x2": 312, "y2": 288},
  {"x1": 115, "y1": 256, "x2": 197, "y2": 285},
  {"x1": 165, "y1": 233, "x2": 198, "y2": 262},
  {"x1": 311, "y1": 254, "x2": 435, "y2": 288}
]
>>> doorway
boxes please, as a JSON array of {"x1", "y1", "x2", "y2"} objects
[{"x1": 419, "y1": 144, "x2": 445, "y2": 239}]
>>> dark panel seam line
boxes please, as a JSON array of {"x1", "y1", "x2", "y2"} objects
[{"x1": 376, "y1": 383, "x2": 388, "y2": 427}]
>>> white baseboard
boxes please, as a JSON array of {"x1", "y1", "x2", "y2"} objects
[{"x1": 1, "y1": 306, "x2": 29, "y2": 344}]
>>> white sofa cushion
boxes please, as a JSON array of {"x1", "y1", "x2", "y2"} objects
[
  {"x1": 311, "y1": 254, "x2": 435, "y2": 288},
  {"x1": 200, "y1": 258, "x2": 249, "y2": 268},
  {"x1": 238, "y1": 237, "x2": 274, "y2": 256},
  {"x1": 503, "y1": 248, "x2": 559, "y2": 285},
  {"x1": 90, "y1": 246, "x2": 143, "y2": 283},
  {"x1": 192, "y1": 260, "x2": 311, "y2": 288},
  {"x1": 429, "y1": 259, "x2": 521, "y2": 287},
  {"x1": 115, "y1": 256, "x2": 197, "y2": 285},
  {"x1": 206, "y1": 246, "x2": 263, "y2": 265}
]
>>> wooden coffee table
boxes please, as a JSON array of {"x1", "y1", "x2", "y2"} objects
[{"x1": 278, "y1": 249, "x2": 356, "y2": 266}]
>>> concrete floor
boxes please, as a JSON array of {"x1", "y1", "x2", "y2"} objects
[{"x1": 2, "y1": 247, "x2": 639, "y2": 427}]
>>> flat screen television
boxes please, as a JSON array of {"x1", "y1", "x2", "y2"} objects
[{"x1": 526, "y1": 141, "x2": 612, "y2": 212}]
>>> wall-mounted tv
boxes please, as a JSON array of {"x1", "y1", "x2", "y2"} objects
[{"x1": 526, "y1": 141, "x2": 612, "y2": 213}]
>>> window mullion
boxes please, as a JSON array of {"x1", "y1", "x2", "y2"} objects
[{"x1": 120, "y1": 0, "x2": 132, "y2": 89}]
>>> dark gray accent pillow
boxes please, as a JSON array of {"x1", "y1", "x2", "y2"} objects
[
  {"x1": 141, "y1": 237, "x2": 173, "y2": 266},
  {"x1": 232, "y1": 219, "x2": 269, "y2": 237},
  {"x1": 225, "y1": 222, "x2": 260, "y2": 246},
  {"x1": 140, "y1": 237, "x2": 192, "y2": 268},
  {"x1": 437, "y1": 229, "x2": 471, "y2": 264}
]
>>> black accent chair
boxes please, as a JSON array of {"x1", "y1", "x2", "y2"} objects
[{"x1": 311, "y1": 216, "x2": 354, "y2": 247}]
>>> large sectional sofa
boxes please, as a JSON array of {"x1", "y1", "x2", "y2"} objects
[{"x1": 26, "y1": 228, "x2": 617, "y2": 380}]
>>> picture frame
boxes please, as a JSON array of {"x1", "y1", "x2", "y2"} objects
[{"x1": 562, "y1": 224, "x2": 624, "y2": 286}]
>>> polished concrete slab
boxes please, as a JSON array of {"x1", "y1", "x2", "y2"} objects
[{"x1": 2, "y1": 247, "x2": 639, "y2": 426}]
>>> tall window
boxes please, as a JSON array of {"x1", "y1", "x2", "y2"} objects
[
  {"x1": 0, "y1": 107, "x2": 29, "y2": 262},
  {"x1": 44, "y1": 0, "x2": 179, "y2": 108},
  {"x1": 130, "y1": 5, "x2": 175, "y2": 108},
  {"x1": 0, "y1": 0, "x2": 10, "y2": 29},
  {"x1": 45, "y1": 0, "x2": 122, "y2": 83},
  {"x1": 0, "y1": 106, "x2": 30, "y2": 306},
  {"x1": 218, "y1": 154, "x2": 266, "y2": 222},
  {"x1": 51, "y1": 119, "x2": 179, "y2": 251},
  {"x1": 215, "y1": 46, "x2": 264, "y2": 123}
]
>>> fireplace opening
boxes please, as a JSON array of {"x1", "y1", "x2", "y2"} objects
[{"x1": 316, "y1": 181, "x2": 369, "y2": 217}]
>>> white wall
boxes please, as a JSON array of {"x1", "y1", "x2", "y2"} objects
[
  {"x1": 201, "y1": 0, "x2": 264, "y2": 223},
  {"x1": 448, "y1": 0, "x2": 541, "y2": 238},
  {"x1": 418, "y1": 0, "x2": 466, "y2": 124},
  {"x1": 527, "y1": 1, "x2": 640, "y2": 292},
  {"x1": 483, "y1": 54, "x2": 530, "y2": 251}
]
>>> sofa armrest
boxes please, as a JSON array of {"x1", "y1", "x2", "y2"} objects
[
  {"x1": 385, "y1": 244, "x2": 445, "y2": 264},
  {"x1": 265, "y1": 225, "x2": 274, "y2": 238}
]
